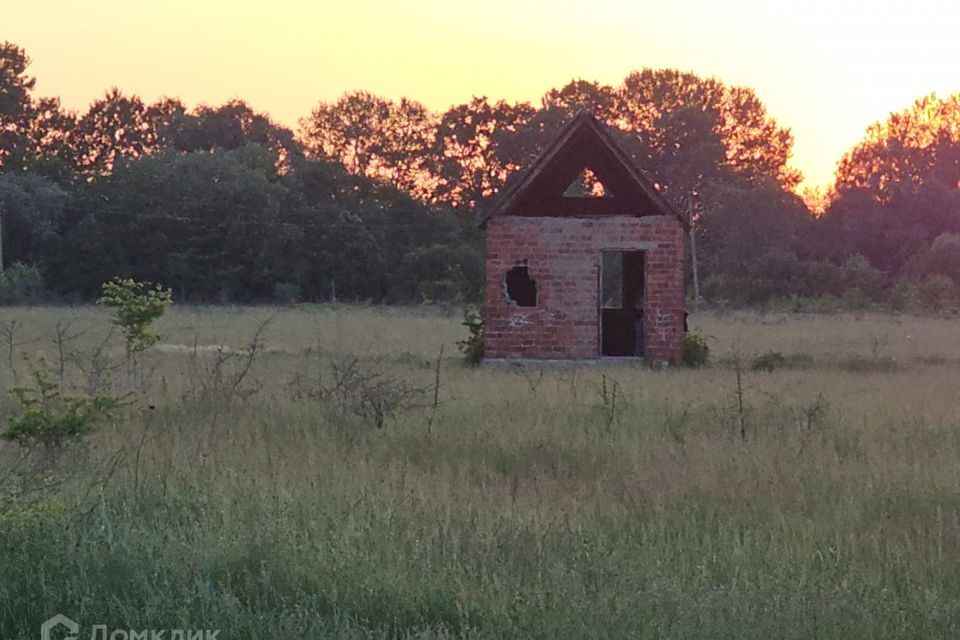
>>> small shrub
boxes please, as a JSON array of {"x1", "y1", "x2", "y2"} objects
[
  {"x1": 841, "y1": 254, "x2": 885, "y2": 300},
  {"x1": 97, "y1": 277, "x2": 173, "y2": 356},
  {"x1": 839, "y1": 287, "x2": 872, "y2": 310},
  {"x1": 765, "y1": 294, "x2": 845, "y2": 314},
  {"x1": 391, "y1": 351, "x2": 433, "y2": 369},
  {"x1": 751, "y1": 351, "x2": 787, "y2": 372},
  {"x1": 315, "y1": 355, "x2": 425, "y2": 428},
  {"x1": 797, "y1": 392, "x2": 830, "y2": 432},
  {"x1": 416, "y1": 279, "x2": 461, "y2": 304},
  {"x1": 0, "y1": 498, "x2": 68, "y2": 534},
  {"x1": 750, "y1": 351, "x2": 816, "y2": 372},
  {"x1": 893, "y1": 275, "x2": 959, "y2": 313},
  {"x1": 916, "y1": 275, "x2": 959, "y2": 311},
  {"x1": 188, "y1": 318, "x2": 271, "y2": 402},
  {"x1": 3, "y1": 362, "x2": 121, "y2": 448},
  {"x1": 458, "y1": 307, "x2": 484, "y2": 366},
  {"x1": 0, "y1": 263, "x2": 44, "y2": 304},
  {"x1": 891, "y1": 278, "x2": 922, "y2": 312},
  {"x1": 682, "y1": 331, "x2": 709, "y2": 367},
  {"x1": 906, "y1": 232, "x2": 960, "y2": 284},
  {"x1": 838, "y1": 354, "x2": 902, "y2": 373},
  {"x1": 786, "y1": 352, "x2": 815, "y2": 368},
  {"x1": 272, "y1": 282, "x2": 301, "y2": 305}
]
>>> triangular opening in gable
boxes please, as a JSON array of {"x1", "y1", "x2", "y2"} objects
[{"x1": 563, "y1": 167, "x2": 613, "y2": 199}]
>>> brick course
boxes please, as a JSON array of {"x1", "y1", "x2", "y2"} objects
[{"x1": 484, "y1": 215, "x2": 685, "y2": 363}]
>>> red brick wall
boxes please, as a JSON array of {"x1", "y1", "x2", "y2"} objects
[{"x1": 484, "y1": 215, "x2": 685, "y2": 363}]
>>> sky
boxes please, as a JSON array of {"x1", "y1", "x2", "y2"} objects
[{"x1": 7, "y1": 0, "x2": 960, "y2": 191}]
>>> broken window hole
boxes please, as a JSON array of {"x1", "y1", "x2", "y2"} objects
[
  {"x1": 563, "y1": 167, "x2": 612, "y2": 198},
  {"x1": 505, "y1": 266, "x2": 537, "y2": 307}
]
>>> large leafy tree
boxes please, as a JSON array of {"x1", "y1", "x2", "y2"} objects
[
  {"x1": 71, "y1": 89, "x2": 160, "y2": 173},
  {"x1": 144, "y1": 97, "x2": 190, "y2": 149},
  {"x1": 277, "y1": 155, "x2": 475, "y2": 302},
  {"x1": 0, "y1": 42, "x2": 37, "y2": 171},
  {"x1": 0, "y1": 39, "x2": 818, "y2": 306},
  {"x1": 300, "y1": 91, "x2": 391, "y2": 175},
  {"x1": 47, "y1": 140, "x2": 478, "y2": 303},
  {"x1": 617, "y1": 70, "x2": 799, "y2": 192},
  {"x1": 163, "y1": 99, "x2": 300, "y2": 169},
  {"x1": 697, "y1": 181, "x2": 825, "y2": 302},
  {"x1": 820, "y1": 94, "x2": 960, "y2": 282},
  {"x1": 0, "y1": 172, "x2": 67, "y2": 266},
  {"x1": 430, "y1": 97, "x2": 536, "y2": 209},
  {"x1": 490, "y1": 81, "x2": 621, "y2": 190},
  {"x1": 22, "y1": 96, "x2": 78, "y2": 175},
  {"x1": 478, "y1": 73, "x2": 797, "y2": 214},
  {"x1": 300, "y1": 91, "x2": 436, "y2": 198},
  {"x1": 541, "y1": 79, "x2": 619, "y2": 121},
  {"x1": 834, "y1": 94, "x2": 960, "y2": 200},
  {"x1": 820, "y1": 180, "x2": 960, "y2": 276},
  {"x1": 297, "y1": 72, "x2": 800, "y2": 214},
  {"x1": 54, "y1": 145, "x2": 287, "y2": 297},
  {"x1": 634, "y1": 102, "x2": 729, "y2": 205},
  {"x1": 906, "y1": 232, "x2": 960, "y2": 284},
  {"x1": 0, "y1": 43, "x2": 82, "y2": 175},
  {"x1": 0, "y1": 42, "x2": 33, "y2": 119}
]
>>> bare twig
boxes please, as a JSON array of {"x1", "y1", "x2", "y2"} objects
[
  {"x1": 193, "y1": 316, "x2": 273, "y2": 402},
  {"x1": 0, "y1": 319, "x2": 36, "y2": 382},
  {"x1": 733, "y1": 354, "x2": 747, "y2": 441},
  {"x1": 518, "y1": 365, "x2": 544, "y2": 393},
  {"x1": 426, "y1": 343, "x2": 444, "y2": 433},
  {"x1": 598, "y1": 373, "x2": 622, "y2": 432},
  {"x1": 230, "y1": 317, "x2": 271, "y2": 398},
  {"x1": 318, "y1": 354, "x2": 426, "y2": 428},
  {"x1": 70, "y1": 327, "x2": 121, "y2": 395},
  {"x1": 52, "y1": 321, "x2": 83, "y2": 389}
]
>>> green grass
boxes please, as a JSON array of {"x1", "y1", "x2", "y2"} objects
[{"x1": 2, "y1": 305, "x2": 960, "y2": 638}]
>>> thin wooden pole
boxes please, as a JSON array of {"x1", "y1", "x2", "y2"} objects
[
  {"x1": 690, "y1": 228, "x2": 700, "y2": 310},
  {"x1": 688, "y1": 198, "x2": 700, "y2": 310}
]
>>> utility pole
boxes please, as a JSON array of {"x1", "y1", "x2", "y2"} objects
[{"x1": 687, "y1": 195, "x2": 701, "y2": 310}]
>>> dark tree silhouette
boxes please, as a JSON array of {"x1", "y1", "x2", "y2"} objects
[
  {"x1": 300, "y1": 91, "x2": 436, "y2": 198},
  {"x1": 834, "y1": 94, "x2": 960, "y2": 200},
  {"x1": 0, "y1": 41, "x2": 37, "y2": 170},
  {"x1": 71, "y1": 89, "x2": 159, "y2": 173},
  {"x1": 429, "y1": 97, "x2": 536, "y2": 209}
]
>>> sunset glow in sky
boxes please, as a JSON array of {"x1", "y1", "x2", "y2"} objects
[{"x1": 8, "y1": 0, "x2": 960, "y2": 190}]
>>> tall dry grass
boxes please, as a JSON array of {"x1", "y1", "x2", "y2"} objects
[{"x1": 1, "y1": 305, "x2": 960, "y2": 638}]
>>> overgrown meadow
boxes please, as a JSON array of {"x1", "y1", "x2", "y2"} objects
[{"x1": 2, "y1": 305, "x2": 960, "y2": 638}]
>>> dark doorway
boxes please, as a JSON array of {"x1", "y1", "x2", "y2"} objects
[{"x1": 600, "y1": 250, "x2": 645, "y2": 357}]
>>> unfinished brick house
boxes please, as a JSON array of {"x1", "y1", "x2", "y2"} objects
[{"x1": 479, "y1": 111, "x2": 688, "y2": 364}]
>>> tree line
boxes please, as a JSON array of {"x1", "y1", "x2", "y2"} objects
[{"x1": 3, "y1": 39, "x2": 960, "y2": 310}]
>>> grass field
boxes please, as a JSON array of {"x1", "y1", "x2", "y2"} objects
[{"x1": 2, "y1": 305, "x2": 960, "y2": 638}]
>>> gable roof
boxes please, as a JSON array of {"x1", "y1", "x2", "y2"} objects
[{"x1": 478, "y1": 110, "x2": 688, "y2": 230}]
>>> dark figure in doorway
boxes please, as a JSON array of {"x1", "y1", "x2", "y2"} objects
[{"x1": 634, "y1": 302, "x2": 645, "y2": 357}]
